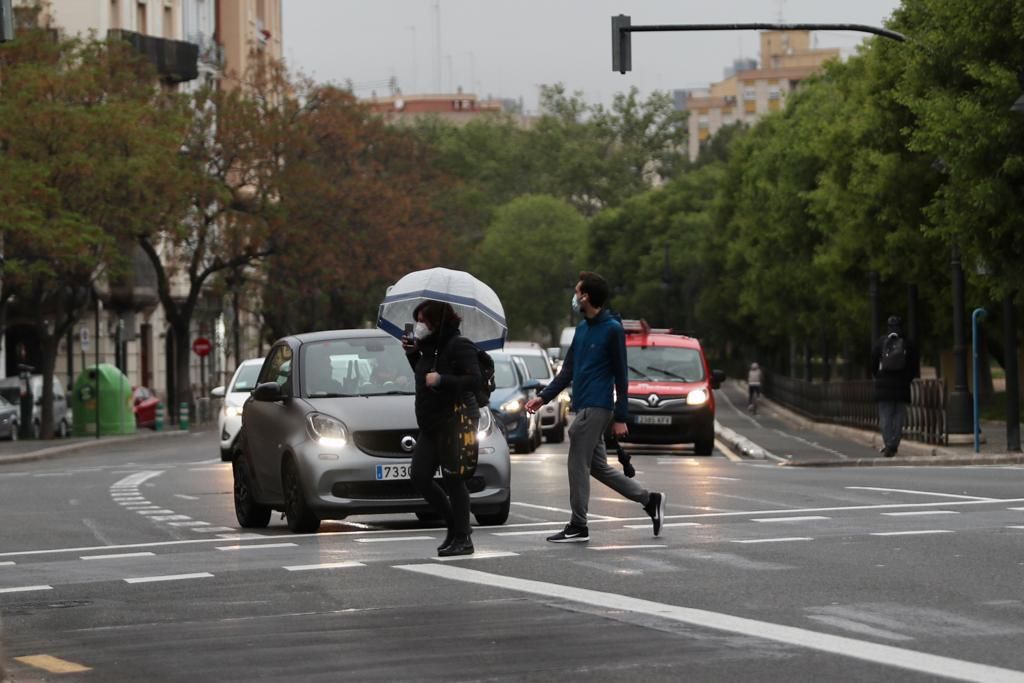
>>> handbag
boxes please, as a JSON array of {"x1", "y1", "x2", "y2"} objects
[{"x1": 438, "y1": 399, "x2": 479, "y2": 480}]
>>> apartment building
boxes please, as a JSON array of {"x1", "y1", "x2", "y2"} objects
[
  {"x1": 682, "y1": 31, "x2": 840, "y2": 161},
  {"x1": 365, "y1": 91, "x2": 509, "y2": 126}
]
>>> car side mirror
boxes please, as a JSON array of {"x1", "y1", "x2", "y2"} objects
[
  {"x1": 210, "y1": 386, "x2": 226, "y2": 398},
  {"x1": 522, "y1": 379, "x2": 542, "y2": 392},
  {"x1": 253, "y1": 382, "x2": 284, "y2": 402},
  {"x1": 711, "y1": 370, "x2": 726, "y2": 390}
]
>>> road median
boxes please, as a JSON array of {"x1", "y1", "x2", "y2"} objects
[{"x1": 0, "y1": 429, "x2": 194, "y2": 466}]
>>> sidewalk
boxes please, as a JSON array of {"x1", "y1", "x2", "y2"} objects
[
  {"x1": 714, "y1": 380, "x2": 1024, "y2": 467},
  {"x1": 0, "y1": 428, "x2": 195, "y2": 466}
]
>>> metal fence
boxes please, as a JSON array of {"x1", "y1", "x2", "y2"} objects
[{"x1": 763, "y1": 374, "x2": 947, "y2": 445}]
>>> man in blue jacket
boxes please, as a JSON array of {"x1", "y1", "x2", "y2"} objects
[{"x1": 526, "y1": 271, "x2": 665, "y2": 542}]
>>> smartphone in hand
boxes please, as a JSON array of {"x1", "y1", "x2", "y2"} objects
[{"x1": 402, "y1": 323, "x2": 416, "y2": 350}]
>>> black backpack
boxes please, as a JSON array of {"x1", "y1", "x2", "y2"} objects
[
  {"x1": 473, "y1": 345, "x2": 496, "y2": 408},
  {"x1": 880, "y1": 333, "x2": 907, "y2": 372}
]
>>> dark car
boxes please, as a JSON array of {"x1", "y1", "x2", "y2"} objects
[
  {"x1": 232, "y1": 329, "x2": 511, "y2": 533},
  {"x1": 0, "y1": 395, "x2": 20, "y2": 440},
  {"x1": 487, "y1": 352, "x2": 542, "y2": 453},
  {"x1": 620, "y1": 320, "x2": 725, "y2": 455}
]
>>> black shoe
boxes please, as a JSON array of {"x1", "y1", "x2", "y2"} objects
[
  {"x1": 546, "y1": 525, "x2": 589, "y2": 543},
  {"x1": 438, "y1": 535, "x2": 474, "y2": 557},
  {"x1": 644, "y1": 492, "x2": 665, "y2": 536},
  {"x1": 437, "y1": 528, "x2": 455, "y2": 552},
  {"x1": 883, "y1": 448, "x2": 897, "y2": 458}
]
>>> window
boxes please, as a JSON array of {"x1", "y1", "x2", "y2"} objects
[
  {"x1": 259, "y1": 345, "x2": 293, "y2": 390},
  {"x1": 768, "y1": 88, "x2": 782, "y2": 100},
  {"x1": 514, "y1": 355, "x2": 552, "y2": 381},
  {"x1": 742, "y1": 87, "x2": 757, "y2": 101},
  {"x1": 301, "y1": 337, "x2": 414, "y2": 397},
  {"x1": 492, "y1": 360, "x2": 519, "y2": 389},
  {"x1": 163, "y1": 5, "x2": 172, "y2": 38},
  {"x1": 697, "y1": 116, "x2": 709, "y2": 129},
  {"x1": 110, "y1": 0, "x2": 120, "y2": 29},
  {"x1": 230, "y1": 364, "x2": 263, "y2": 393},
  {"x1": 626, "y1": 346, "x2": 705, "y2": 382},
  {"x1": 136, "y1": 0, "x2": 147, "y2": 33}
]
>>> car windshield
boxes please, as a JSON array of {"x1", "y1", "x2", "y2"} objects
[
  {"x1": 231, "y1": 363, "x2": 263, "y2": 392},
  {"x1": 492, "y1": 360, "x2": 519, "y2": 389},
  {"x1": 515, "y1": 354, "x2": 551, "y2": 380},
  {"x1": 626, "y1": 346, "x2": 705, "y2": 382},
  {"x1": 302, "y1": 337, "x2": 414, "y2": 397}
]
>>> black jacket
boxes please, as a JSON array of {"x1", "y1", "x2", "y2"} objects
[
  {"x1": 406, "y1": 324, "x2": 482, "y2": 431},
  {"x1": 870, "y1": 334, "x2": 919, "y2": 403}
]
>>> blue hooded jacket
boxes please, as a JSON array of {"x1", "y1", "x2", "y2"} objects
[{"x1": 539, "y1": 309, "x2": 629, "y2": 422}]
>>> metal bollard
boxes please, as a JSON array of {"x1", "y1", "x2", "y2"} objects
[
  {"x1": 179, "y1": 402, "x2": 190, "y2": 431},
  {"x1": 155, "y1": 402, "x2": 164, "y2": 432}
]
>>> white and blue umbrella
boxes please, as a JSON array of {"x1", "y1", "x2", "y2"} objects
[{"x1": 377, "y1": 267, "x2": 507, "y2": 351}]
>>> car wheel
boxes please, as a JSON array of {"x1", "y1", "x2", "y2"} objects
[
  {"x1": 694, "y1": 435, "x2": 715, "y2": 456},
  {"x1": 220, "y1": 446, "x2": 233, "y2": 462},
  {"x1": 282, "y1": 457, "x2": 320, "y2": 533},
  {"x1": 233, "y1": 458, "x2": 271, "y2": 528},
  {"x1": 474, "y1": 497, "x2": 510, "y2": 526},
  {"x1": 544, "y1": 422, "x2": 565, "y2": 444}
]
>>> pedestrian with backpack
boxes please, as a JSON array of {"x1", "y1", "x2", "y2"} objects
[
  {"x1": 870, "y1": 315, "x2": 920, "y2": 457},
  {"x1": 525, "y1": 271, "x2": 665, "y2": 543},
  {"x1": 403, "y1": 300, "x2": 483, "y2": 556}
]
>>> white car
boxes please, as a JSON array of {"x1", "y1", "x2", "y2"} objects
[
  {"x1": 504, "y1": 342, "x2": 568, "y2": 443},
  {"x1": 212, "y1": 358, "x2": 265, "y2": 461}
]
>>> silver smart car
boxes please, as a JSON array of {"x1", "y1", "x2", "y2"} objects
[{"x1": 231, "y1": 329, "x2": 511, "y2": 533}]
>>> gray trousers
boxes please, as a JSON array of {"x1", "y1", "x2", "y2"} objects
[
  {"x1": 567, "y1": 407, "x2": 650, "y2": 528},
  {"x1": 878, "y1": 401, "x2": 907, "y2": 451}
]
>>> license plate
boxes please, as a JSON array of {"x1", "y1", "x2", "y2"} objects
[
  {"x1": 375, "y1": 464, "x2": 441, "y2": 480},
  {"x1": 635, "y1": 415, "x2": 672, "y2": 425}
]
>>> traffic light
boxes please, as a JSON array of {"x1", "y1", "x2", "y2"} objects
[
  {"x1": 611, "y1": 14, "x2": 631, "y2": 74},
  {"x1": 1, "y1": 0, "x2": 14, "y2": 43}
]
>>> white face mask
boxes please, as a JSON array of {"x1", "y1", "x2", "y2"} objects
[
  {"x1": 571, "y1": 293, "x2": 584, "y2": 314},
  {"x1": 413, "y1": 322, "x2": 431, "y2": 340}
]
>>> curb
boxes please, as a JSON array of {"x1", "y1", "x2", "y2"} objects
[
  {"x1": 713, "y1": 420, "x2": 785, "y2": 462},
  {"x1": 782, "y1": 453, "x2": 1024, "y2": 468},
  {"x1": 0, "y1": 429, "x2": 195, "y2": 466}
]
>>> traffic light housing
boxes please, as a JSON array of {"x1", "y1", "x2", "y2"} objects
[{"x1": 611, "y1": 14, "x2": 631, "y2": 74}]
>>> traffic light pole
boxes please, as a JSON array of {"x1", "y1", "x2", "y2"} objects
[{"x1": 611, "y1": 16, "x2": 907, "y2": 73}]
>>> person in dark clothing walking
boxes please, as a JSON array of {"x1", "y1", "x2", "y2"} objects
[
  {"x1": 870, "y1": 315, "x2": 920, "y2": 457},
  {"x1": 526, "y1": 271, "x2": 664, "y2": 542},
  {"x1": 403, "y1": 300, "x2": 482, "y2": 556}
]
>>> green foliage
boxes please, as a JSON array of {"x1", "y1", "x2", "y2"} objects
[{"x1": 473, "y1": 195, "x2": 586, "y2": 342}]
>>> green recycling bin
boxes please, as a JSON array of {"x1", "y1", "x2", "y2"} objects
[{"x1": 72, "y1": 364, "x2": 136, "y2": 436}]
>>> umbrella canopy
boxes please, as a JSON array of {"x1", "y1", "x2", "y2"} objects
[{"x1": 377, "y1": 267, "x2": 507, "y2": 350}]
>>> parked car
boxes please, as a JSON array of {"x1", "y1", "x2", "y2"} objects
[
  {"x1": 133, "y1": 386, "x2": 160, "y2": 430},
  {"x1": 231, "y1": 330, "x2": 511, "y2": 533},
  {"x1": 505, "y1": 341, "x2": 568, "y2": 443},
  {"x1": 0, "y1": 394, "x2": 20, "y2": 440},
  {"x1": 487, "y1": 351, "x2": 543, "y2": 453},
  {"x1": 619, "y1": 320, "x2": 726, "y2": 456},
  {"x1": 0, "y1": 375, "x2": 71, "y2": 438},
  {"x1": 212, "y1": 358, "x2": 264, "y2": 461}
]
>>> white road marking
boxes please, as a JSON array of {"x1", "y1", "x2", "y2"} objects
[
  {"x1": 594, "y1": 497, "x2": 634, "y2": 504},
  {"x1": 1008, "y1": 507, "x2": 1024, "y2": 511},
  {"x1": 124, "y1": 573, "x2": 213, "y2": 584},
  {"x1": 168, "y1": 521, "x2": 210, "y2": 527},
  {"x1": 112, "y1": 471, "x2": 164, "y2": 488},
  {"x1": 191, "y1": 527, "x2": 236, "y2": 533},
  {"x1": 0, "y1": 561, "x2": 14, "y2": 566},
  {"x1": 33, "y1": 472, "x2": 74, "y2": 477},
  {"x1": 732, "y1": 537, "x2": 813, "y2": 544},
  {"x1": 870, "y1": 530, "x2": 954, "y2": 537},
  {"x1": 395, "y1": 563, "x2": 1024, "y2": 682},
  {"x1": 187, "y1": 467, "x2": 226, "y2": 472},
  {"x1": 752, "y1": 516, "x2": 830, "y2": 523},
  {"x1": 216, "y1": 543, "x2": 297, "y2": 551},
  {"x1": 771, "y1": 428, "x2": 849, "y2": 459},
  {"x1": 433, "y1": 551, "x2": 520, "y2": 561},
  {"x1": 81, "y1": 552, "x2": 156, "y2": 561},
  {"x1": 174, "y1": 494, "x2": 200, "y2": 500},
  {"x1": 512, "y1": 501, "x2": 619, "y2": 520},
  {"x1": 187, "y1": 459, "x2": 221, "y2": 465},
  {"x1": 624, "y1": 522, "x2": 700, "y2": 529},
  {"x1": 0, "y1": 585, "x2": 52, "y2": 594},
  {"x1": 135, "y1": 510, "x2": 176, "y2": 516},
  {"x1": 1006, "y1": 526, "x2": 1024, "y2": 530},
  {"x1": 284, "y1": 561, "x2": 366, "y2": 571},
  {"x1": 491, "y1": 530, "x2": 558, "y2": 536},
  {"x1": 706, "y1": 476, "x2": 740, "y2": 481},
  {"x1": 881, "y1": 511, "x2": 959, "y2": 517},
  {"x1": 806, "y1": 615, "x2": 914, "y2": 642},
  {"x1": 355, "y1": 536, "x2": 437, "y2": 543},
  {"x1": 147, "y1": 515, "x2": 192, "y2": 522},
  {"x1": 846, "y1": 486, "x2": 995, "y2": 501},
  {"x1": 588, "y1": 544, "x2": 666, "y2": 551}
]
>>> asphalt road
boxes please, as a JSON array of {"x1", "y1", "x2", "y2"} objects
[{"x1": 2, "y1": 426, "x2": 1024, "y2": 682}]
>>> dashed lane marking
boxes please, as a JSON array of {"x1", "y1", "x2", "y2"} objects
[
  {"x1": 752, "y1": 516, "x2": 830, "y2": 523},
  {"x1": 870, "y1": 530, "x2": 955, "y2": 537},
  {"x1": 0, "y1": 561, "x2": 15, "y2": 566},
  {"x1": 624, "y1": 522, "x2": 700, "y2": 529},
  {"x1": 216, "y1": 543, "x2": 297, "y2": 551},
  {"x1": 355, "y1": 536, "x2": 437, "y2": 543},
  {"x1": 124, "y1": 573, "x2": 213, "y2": 584},
  {"x1": 433, "y1": 551, "x2": 520, "y2": 561},
  {"x1": 394, "y1": 563, "x2": 1024, "y2": 682},
  {"x1": 846, "y1": 486, "x2": 996, "y2": 501},
  {"x1": 80, "y1": 552, "x2": 155, "y2": 561},
  {"x1": 284, "y1": 561, "x2": 366, "y2": 571},
  {"x1": 732, "y1": 537, "x2": 813, "y2": 544},
  {"x1": 588, "y1": 544, "x2": 666, "y2": 551},
  {"x1": 174, "y1": 494, "x2": 200, "y2": 500},
  {"x1": 14, "y1": 655, "x2": 91, "y2": 674},
  {"x1": 0, "y1": 585, "x2": 52, "y2": 593},
  {"x1": 881, "y1": 510, "x2": 959, "y2": 517},
  {"x1": 512, "y1": 501, "x2": 621, "y2": 520},
  {"x1": 492, "y1": 530, "x2": 558, "y2": 536}
]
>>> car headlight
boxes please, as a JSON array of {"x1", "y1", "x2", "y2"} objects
[
  {"x1": 305, "y1": 412, "x2": 348, "y2": 449},
  {"x1": 477, "y1": 408, "x2": 494, "y2": 440},
  {"x1": 223, "y1": 405, "x2": 243, "y2": 418},
  {"x1": 500, "y1": 398, "x2": 523, "y2": 414},
  {"x1": 686, "y1": 388, "x2": 709, "y2": 406}
]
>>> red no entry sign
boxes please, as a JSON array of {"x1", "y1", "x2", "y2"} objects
[{"x1": 192, "y1": 337, "x2": 212, "y2": 357}]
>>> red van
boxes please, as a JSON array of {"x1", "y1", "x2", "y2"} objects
[{"x1": 620, "y1": 320, "x2": 725, "y2": 455}]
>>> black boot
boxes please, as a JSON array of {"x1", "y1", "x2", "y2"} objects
[
  {"x1": 438, "y1": 534, "x2": 474, "y2": 557},
  {"x1": 437, "y1": 527, "x2": 456, "y2": 552}
]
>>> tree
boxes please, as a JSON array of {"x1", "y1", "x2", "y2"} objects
[
  {"x1": 473, "y1": 195, "x2": 586, "y2": 342},
  {"x1": 0, "y1": 29, "x2": 189, "y2": 437}
]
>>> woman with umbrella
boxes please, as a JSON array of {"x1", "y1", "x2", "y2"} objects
[{"x1": 403, "y1": 300, "x2": 482, "y2": 557}]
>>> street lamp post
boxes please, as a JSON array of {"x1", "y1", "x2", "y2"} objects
[{"x1": 947, "y1": 245, "x2": 973, "y2": 441}]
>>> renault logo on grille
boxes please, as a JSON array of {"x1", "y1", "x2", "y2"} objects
[
  {"x1": 647, "y1": 393, "x2": 660, "y2": 407},
  {"x1": 400, "y1": 435, "x2": 417, "y2": 452}
]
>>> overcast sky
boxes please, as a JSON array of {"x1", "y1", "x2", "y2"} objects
[{"x1": 282, "y1": 0, "x2": 902, "y2": 112}]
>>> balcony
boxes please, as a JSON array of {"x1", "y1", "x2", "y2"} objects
[{"x1": 108, "y1": 29, "x2": 199, "y2": 84}]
